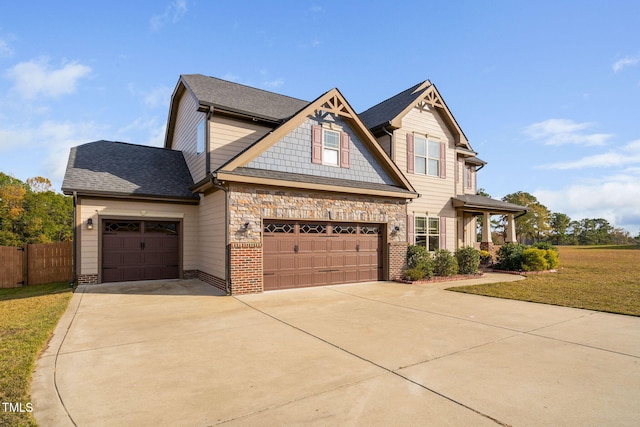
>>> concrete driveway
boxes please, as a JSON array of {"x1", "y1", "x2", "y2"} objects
[{"x1": 33, "y1": 275, "x2": 640, "y2": 426}]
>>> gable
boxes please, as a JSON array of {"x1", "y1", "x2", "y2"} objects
[
  {"x1": 215, "y1": 88, "x2": 417, "y2": 198},
  {"x1": 247, "y1": 116, "x2": 396, "y2": 186},
  {"x1": 360, "y1": 81, "x2": 472, "y2": 150}
]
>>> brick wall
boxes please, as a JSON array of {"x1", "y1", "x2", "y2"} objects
[
  {"x1": 229, "y1": 242, "x2": 263, "y2": 294},
  {"x1": 388, "y1": 241, "x2": 408, "y2": 281},
  {"x1": 77, "y1": 274, "x2": 98, "y2": 285}
]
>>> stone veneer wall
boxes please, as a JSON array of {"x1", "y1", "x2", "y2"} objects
[{"x1": 226, "y1": 184, "x2": 408, "y2": 293}]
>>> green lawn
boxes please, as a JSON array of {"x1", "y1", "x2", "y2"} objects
[
  {"x1": 0, "y1": 282, "x2": 74, "y2": 427},
  {"x1": 449, "y1": 245, "x2": 640, "y2": 316}
]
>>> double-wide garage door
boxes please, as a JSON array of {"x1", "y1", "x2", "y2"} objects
[
  {"x1": 102, "y1": 220, "x2": 180, "y2": 283},
  {"x1": 263, "y1": 221, "x2": 383, "y2": 291}
]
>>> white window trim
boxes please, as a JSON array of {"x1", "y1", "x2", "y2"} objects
[
  {"x1": 414, "y1": 215, "x2": 440, "y2": 251},
  {"x1": 414, "y1": 136, "x2": 440, "y2": 177},
  {"x1": 322, "y1": 128, "x2": 340, "y2": 167}
]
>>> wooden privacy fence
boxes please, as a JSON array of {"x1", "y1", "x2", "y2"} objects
[{"x1": 0, "y1": 241, "x2": 73, "y2": 288}]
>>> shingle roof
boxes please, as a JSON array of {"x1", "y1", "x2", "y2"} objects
[
  {"x1": 452, "y1": 194, "x2": 528, "y2": 213},
  {"x1": 226, "y1": 167, "x2": 417, "y2": 196},
  {"x1": 359, "y1": 81, "x2": 427, "y2": 130},
  {"x1": 62, "y1": 140, "x2": 198, "y2": 201},
  {"x1": 181, "y1": 74, "x2": 311, "y2": 122}
]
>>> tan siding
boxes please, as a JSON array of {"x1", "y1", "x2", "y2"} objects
[
  {"x1": 210, "y1": 116, "x2": 271, "y2": 171},
  {"x1": 375, "y1": 134, "x2": 392, "y2": 159},
  {"x1": 77, "y1": 198, "x2": 198, "y2": 276},
  {"x1": 198, "y1": 190, "x2": 226, "y2": 278},
  {"x1": 398, "y1": 106, "x2": 458, "y2": 250},
  {"x1": 172, "y1": 92, "x2": 206, "y2": 182}
]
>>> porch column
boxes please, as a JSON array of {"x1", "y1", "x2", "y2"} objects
[
  {"x1": 506, "y1": 213, "x2": 517, "y2": 243},
  {"x1": 481, "y1": 212, "x2": 492, "y2": 243}
]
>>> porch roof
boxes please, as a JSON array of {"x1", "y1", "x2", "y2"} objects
[{"x1": 452, "y1": 194, "x2": 528, "y2": 214}]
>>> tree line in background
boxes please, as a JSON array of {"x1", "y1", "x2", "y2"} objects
[
  {"x1": 1, "y1": 170, "x2": 638, "y2": 247},
  {"x1": 0, "y1": 172, "x2": 73, "y2": 246},
  {"x1": 478, "y1": 189, "x2": 640, "y2": 246}
]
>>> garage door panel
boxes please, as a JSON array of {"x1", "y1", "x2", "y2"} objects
[
  {"x1": 263, "y1": 221, "x2": 382, "y2": 291},
  {"x1": 102, "y1": 220, "x2": 180, "y2": 283}
]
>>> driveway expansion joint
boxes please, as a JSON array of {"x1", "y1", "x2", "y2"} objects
[{"x1": 234, "y1": 295, "x2": 511, "y2": 427}]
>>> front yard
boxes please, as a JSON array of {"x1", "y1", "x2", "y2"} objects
[
  {"x1": 450, "y1": 245, "x2": 640, "y2": 316},
  {"x1": 0, "y1": 282, "x2": 73, "y2": 426}
]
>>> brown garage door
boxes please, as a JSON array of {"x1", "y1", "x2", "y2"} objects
[
  {"x1": 102, "y1": 220, "x2": 179, "y2": 283},
  {"x1": 263, "y1": 221, "x2": 383, "y2": 291}
]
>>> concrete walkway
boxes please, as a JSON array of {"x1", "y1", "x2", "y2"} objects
[{"x1": 32, "y1": 274, "x2": 640, "y2": 426}]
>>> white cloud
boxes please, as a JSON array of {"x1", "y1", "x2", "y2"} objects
[
  {"x1": 0, "y1": 120, "x2": 105, "y2": 187},
  {"x1": 263, "y1": 78, "x2": 284, "y2": 88},
  {"x1": 535, "y1": 172, "x2": 640, "y2": 232},
  {"x1": 150, "y1": 0, "x2": 188, "y2": 31},
  {"x1": 128, "y1": 84, "x2": 172, "y2": 109},
  {"x1": 0, "y1": 38, "x2": 13, "y2": 57},
  {"x1": 117, "y1": 117, "x2": 165, "y2": 147},
  {"x1": 524, "y1": 119, "x2": 612, "y2": 146},
  {"x1": 538, "y1": 139, "x2": 640, "y2": 170},
  {"x1": 613, "y1": 54, "x2": 640, "y2": 72},
  {"x1": 4, "y1": 58, "x2": 91, "y2": 99}
]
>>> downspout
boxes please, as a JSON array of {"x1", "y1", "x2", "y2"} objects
[
  {"x1": 71, "y1": 192, "x2": 78, "y2": 287},
  {"x1": 381, "y1": 124, "x2": 394, "y2": 161},
  {"x1": 209, "y1": 176, "x2": 231, "y2": 295}
]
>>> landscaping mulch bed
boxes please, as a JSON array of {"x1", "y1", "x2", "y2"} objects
[{"x1": 396, "y1": 273, "x2": 485, "y2": 285}]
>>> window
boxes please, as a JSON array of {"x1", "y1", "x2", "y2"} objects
[
  {"x1": 465, "y1": 165, "x2": 473, "y2": 190},
  {"x1": 323, "y1": 129, "x2": 340, "y2": 166},
  {"x1": 414, "y1": 136, "x2": 440, "y2": 176},
  {"x1": 415, "y1": 216, "x2": 440, "y2": 251},
  {"x1": 312, "y1": 125, "x2": 350, "y2": 167},
  {"x1": 196, "y1": 118, "x2": 205, "y2": 155}
]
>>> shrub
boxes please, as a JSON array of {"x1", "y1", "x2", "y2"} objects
[
  {"x1": 521, "y1": 248, "x2": 549, "y2": 271},
  {"x1": 496, "y1": 242, "x2": 525, "y2": 271},
  {"x1": 404, "y1": 267, "x2": 426, "y2": 281},
  {"x1": 544, "y1": 248, "x2": 559, "y2": 269},
  {"x1": 532, "y1": 241, "x2": 559, "y2": 252},
  {"x1": 455, "y1": 246, "x2": 481, "y2": 275},
  {"x1": 433, "y1": 249, "x2": 458, "y2": 276},
  {"x1": 479, "y1": 250, "x2": 493, "y2": 265},
  {"x1": 407, "y1": 245, "x2": 429, "y2": 269},
  {"x1": 405, "y1": 245, "x2": 434, "y2": 281}
]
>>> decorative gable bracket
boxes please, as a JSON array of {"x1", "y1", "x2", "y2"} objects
[
  {"x1": 318, "y1": 95, "x2": 353, "y2": 118},
  {"x1": 416, "y1": 86, "x2": 444, "y2": 111}
]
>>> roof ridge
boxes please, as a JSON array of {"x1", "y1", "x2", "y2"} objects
[
  {"x1": 360, "y1": 80, "x2": 429, "y2": 115},
  {"x1": 84, "y1": 140, "x2": 176, "y2": 152},
  {"x1": 184, "y1": 74, "x2": 309, "y2": 104}
]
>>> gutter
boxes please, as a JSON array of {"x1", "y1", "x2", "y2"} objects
[{"x1": 209, "y1": 175, "x2": 231, "y2": 295}]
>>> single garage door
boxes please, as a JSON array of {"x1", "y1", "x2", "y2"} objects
[
  {"x1": 263, "y1": 221, "x2": 383, "y2": 291},
  {"x1": 102, "y1": 220, "x2": 180, "y2": 283}
]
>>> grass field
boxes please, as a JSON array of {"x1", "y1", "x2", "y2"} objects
[
  {"x1": 0, "y1": 282, "x2": 73, "y2": 427},
  {"x1": 449, "y1": 245, "x2": 640, "y2": 316}
]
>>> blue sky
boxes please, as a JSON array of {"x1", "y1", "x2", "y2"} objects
[{"x1": 1, "y1": 1, "x2": 639, "y2": 234}]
